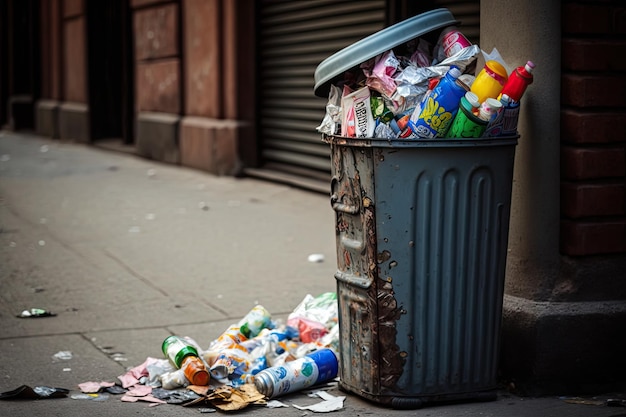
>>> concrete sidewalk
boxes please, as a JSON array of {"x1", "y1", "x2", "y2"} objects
[{"x1": 0, "y1": 131, "x2": 621, "y2": 416}]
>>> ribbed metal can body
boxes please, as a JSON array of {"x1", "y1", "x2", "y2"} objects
[{"x1": 326, "y1": 135, "x2": 517, "y2": 407}]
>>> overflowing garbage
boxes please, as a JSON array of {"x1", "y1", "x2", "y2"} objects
[
  {"x1": 71, "y1": 293, "x2": 340, "y2": 411},
  {"x1": 316, "y1": 24, "x2": 535, "y2": 140}
]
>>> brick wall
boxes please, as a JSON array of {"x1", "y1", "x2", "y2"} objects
[{"x1": 560, "y1": 0, "x2": 626, "y2": 256}]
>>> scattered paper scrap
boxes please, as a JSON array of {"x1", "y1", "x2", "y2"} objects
[
  {"x1": 186, "y1": 384, "x2": 266, "y2": 412},
  {"x1": 71, "y1": 393, "x2": 110, "y2": 401},
  {"x1": 121, "y1": 394, "x2": 166, "y2": 404},
  {"x1": 17, "y1": 308, "x2": 56, "y2": 318},
  {"x1": 293, "y1": 391, "x2": 345, "y2": 413},
  {"x1": 308, "y1": 253, "x2": 325, "y2": 263},
  {"x1": 78, "y1": 381, "x2": 116, "y2": 393},
  {"x1": 126, "y1": 385, "x2": 152, "y2": 397},
  {"x1": 187, "y1": 385, "x2": 210, "y2": 396},
  {"x1": 560, "y1": 396, "x2": 605, "y2": 406},
  {"x1": 52, "y1": 351, "x2": 72, "y2": 360},
  {"x1": 118, "y1": 357, "x2": 159, "y2": 388},
  {"x1": 78, "y1": 382, "x2": 102, "y2": 394},
  {"x1": 267, "y1": 400, "x2": 290, "y2": 408}
]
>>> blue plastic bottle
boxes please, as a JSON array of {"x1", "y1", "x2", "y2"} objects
[{"x1": 413, "y1": 67, "x2": 469, "y2": 138}]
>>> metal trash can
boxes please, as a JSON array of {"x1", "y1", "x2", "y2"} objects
[{"x1": 314, "y1": 9, "x2": 518, "y2": 409}]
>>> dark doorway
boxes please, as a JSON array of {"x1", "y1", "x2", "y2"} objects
[
  {"x1": 0, "y1": 0, "x2": 8, "y2": 128},
  {"x1": 4, "y1": 0, "x2": 40, "y2": 130},
  {"x1": 86, "y1": 0, "x2": 134, "y2": 145}
]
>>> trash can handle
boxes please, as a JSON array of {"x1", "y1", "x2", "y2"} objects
[
  {"x1": 330, "y1": 177, "x2": 360, "y2": 214},
  {"x1": 330, "y1": 194, "x2": 360, "y2": 214}
]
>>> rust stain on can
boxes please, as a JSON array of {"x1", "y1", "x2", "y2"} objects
[
  {"x1": 377, "y1": 275, "x2": 405, "y2": 388},
  {"x1": 343, "y1": 249, "x2": 351, "y2": 267},
  {"x1": 330, "y1": 141, "x2": 405, "y2": 396},
  {"x1": 377, "y1": 250, "x2": 391, "y2": 263}
]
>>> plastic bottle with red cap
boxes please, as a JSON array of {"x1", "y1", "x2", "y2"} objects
[
  {"x1": 470, "y1": 60, "x2": 508, "y2": 104},
  {"x1": 500, "y1": 61, "x2": 535, "y2": 102}
]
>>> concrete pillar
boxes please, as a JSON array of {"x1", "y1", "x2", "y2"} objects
[
  {"x1": 481, "y1": 0, "x2": 626, "y2": 393},
  {"x1": 482, "y1": 0, "x2": 562, "y2": 300}
]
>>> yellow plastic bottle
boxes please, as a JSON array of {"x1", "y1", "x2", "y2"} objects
[{"x1": 470, "y1": 60, "x2": 509, "y2": 104}]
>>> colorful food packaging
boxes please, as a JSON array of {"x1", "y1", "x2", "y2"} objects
[{"x1": 341, "y1": 86, "x2": 375, "y2": 138}]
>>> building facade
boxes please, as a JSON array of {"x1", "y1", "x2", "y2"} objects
[{"x1": 1, "y1": 0, "x2": 624, "y2": 393}]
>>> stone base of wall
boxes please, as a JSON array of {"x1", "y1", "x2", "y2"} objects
[
  {"x1": 59, "y1": 102, "x2": 90, "y2": 143},
  {"x1": 36, "y1": 100, "x2": 60, "y2": 139},
  {"x1": 500, "y1": 294, "x2": 626, "y2": 395},
  {"x1": 135, "y1": 112, "x2": 180, "y2": 164},
  {"x1": 179, "y1": 116, "x2": 244, "y2": 176},
  {"x1": 8, "y1": 95, "x2": 34, "y2": 131}
]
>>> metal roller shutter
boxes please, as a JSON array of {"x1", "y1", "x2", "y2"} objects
[{"x1": 253, "y1": 0, "x2": 385, "y2": 193}]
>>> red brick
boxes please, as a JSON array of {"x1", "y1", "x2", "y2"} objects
[
  {"x1": 561, "y1": 146, "x2": 626, "y2": 180},
  {"x1": 63, "y1": 0, "x2": 83, "y2": 18},
  {"x1": 562, "y1": 75, "x2": 626, "y2": 107},
  {"x1": 133, "y1": 4, "x2": 179, "y2": 61},
  {"x1": 561, "y1": 109, "x2": 626, "y2": 144},
  {"x1": 562, "y1": 38, "x2": 626, "y2": 71},
  {"x1": 131, "y1": 0, "x2": 168, "y2": 8},
  {"x1": 561, "y1": 182, "x2": 626, "y2": 218},
  {"x1": 563, "y1": 3, "x2": 626, "y2": 35},
  {"x1": 561, "y1": 220, "x2": 626, "y2": 256},
  {"x1": 135, "y1": 59, "x2": 180, "y2": 113}
]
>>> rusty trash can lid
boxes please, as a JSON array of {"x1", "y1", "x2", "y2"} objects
[{"x1": 313, "y1": 8, "x2": 459, "y2": 98}]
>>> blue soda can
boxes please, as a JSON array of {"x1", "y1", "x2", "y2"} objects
[
  {"x1": 253, "y1": 348, "x2": 338, "y2": 398},
  {"x1": 413, "y1": 67, "x2": 469, "y2": 138}
]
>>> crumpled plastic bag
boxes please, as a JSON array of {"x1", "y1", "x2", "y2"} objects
[
  {"x1": 288, "y1": 293, "x2": 337, "y2": 329},
  {"x1": 395, "y1": 44, "x2": 481, "y2": 90},
  {"x1": 316, "y1": 85, "x2": 342, "y2": 135},
  {"x1": 481, "y1": 47, "x2": 511, "y2": 75},
  {"x1": 287, "y1": 293, "x2": 338, "y2": 344},
  {"x1": 363, "y1": 50, "x2": 401, "y2": 98},
  {"x1": 0, "y1": 385, "x2": 69, "y2": 400},
  {"x1": 409, "y1": 38, "x2": 432, "y2": 68},
  {"x1": 390, "y1": 44, "x2": 481, "y2": 115}
]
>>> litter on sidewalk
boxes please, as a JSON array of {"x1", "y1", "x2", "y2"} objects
[
  {"x1": 16, "y1": 308, "x2": 56, "y2": 318},
  {"x1": 0, "y1": 385, "x2": 69, "y2": 400},
  {"x1": 1, "y1": 293, "x2": 341, "y2": 412},
  {"x1": 62, "y1": 292, "x2": 342, "y2": 412}
]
